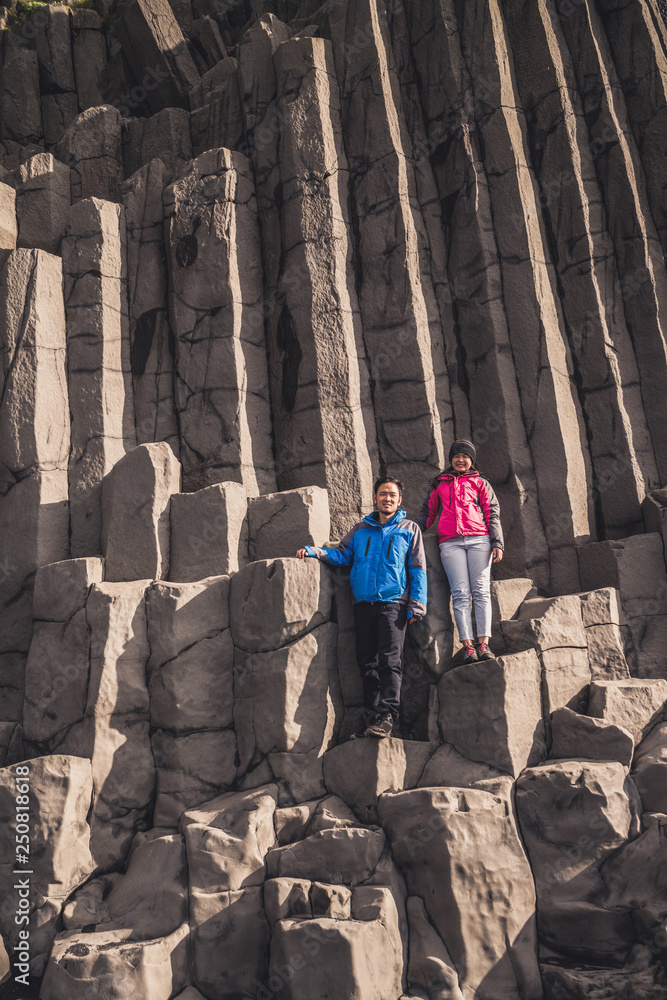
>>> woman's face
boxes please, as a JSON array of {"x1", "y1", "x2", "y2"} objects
[{"x1": 452, "y1": 452, "x2": 472, "y2": 472}]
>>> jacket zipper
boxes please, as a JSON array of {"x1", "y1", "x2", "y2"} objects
[
  {"x1": 364, "y1": 538, "x2": 371, "y2": 556},
  {"x1": 387, "y1": 537, "x2": 393, "y2": 557}
]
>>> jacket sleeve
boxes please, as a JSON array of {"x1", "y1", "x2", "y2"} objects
[
  {"x1": 304, "y1": 526, "x2": 356, "y2": 567},
  {"x1": 478, "y1": 479, "x2": 504, "y2": 551},
  {"x1": 407, "y1": 525, "x2": 428, "y2": 619},
  {"x1": 414, "y1": 488, "x2": 438, "y2": 532}
]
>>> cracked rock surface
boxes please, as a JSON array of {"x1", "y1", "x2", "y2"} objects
[{"x1": 1, "y1": 0, "x2": 667, "y2": 997}]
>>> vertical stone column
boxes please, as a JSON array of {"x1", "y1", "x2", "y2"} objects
[
  {"x1": 71, "y1": 9, "x2": 108, "y2": 112},
  {"x1": 62, "y1": 197, "x2": 135, "y2": 557},
  {"x1": 456, "y1": 0, "x2": 595, "y2": 592},
  {"x1": 266, "y1": 37, "x2": 376, "y2": 533},
  {"x1": 595, "y1": 0, "x2": 667, "y2": 258},
  {"x1": 502, "y1": 0, "x2": 659, "y2": 538},
  {"x1": 404, "y1": 0, "x2": 550, "y2": 587},
  {"x1": 164, "y1": 147, "x2": 276, "y2": 496},
  {"x1": 1, "y1": 46, "x2": 43, "y2": 145},
  {"x1": 0, "y1": 250, "x2": 70, "y2": 722},
  {"x1": 34, "y1": 5, "x2": 78, "y2": 145},
  {"x1": 558, "y1": 0, "x2": 667, "y2": 485},
  {"x1": 336, "y1": 0, "x2": 454, "y2": 513},
  {"x1": 122, "y1": 158, "x2": 179, "y2": 455}
]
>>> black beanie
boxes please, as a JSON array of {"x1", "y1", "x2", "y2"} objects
[{"x1": 448, "y1": 439, "x2": 477, "y2": 465}]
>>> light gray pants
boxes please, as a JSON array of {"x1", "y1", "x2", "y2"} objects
[{"x1": 439, "y1": 535, "x2": 493, "y2": 640}]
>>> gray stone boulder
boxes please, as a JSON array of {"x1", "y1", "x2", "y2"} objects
[
  {"x1": 41, "y1": 922, "x2": 190, "y2": 1000},
  {"x1": 322, "y1": 737, "x2": 433, "y2": 824},
  {"x1": 268, "y1": 886, "x2": 404, "y2": 1000},
  {"x1": 169, "y1": 482, "x2": 248, "y2": 581},
  {"x1": 64, "y1": 829, "x2": 187, "y2": 939},
  {"x1": 0, "y1": 755, "x2": 94, "y2": 976},
  {"x1": 55, "y1": 106, "x2": 124, "y2": 203},
  {"x1": 53, "y1": 581, "x2": 154, "y2": 870},
  {"x1": 190, "y1": 885, "x2": 270, "y2": 1000},
  {"x1": 549, "y1": 707, "x2": 634, "y2": 767},
  {"x1": 180, "y1": 785, "x2": 277, "y2": 893},
  {"x1": 102, "y1": 442, "x2": 181, "y2": 582},
  {"x1": 438, "y1": 649, "x2": 545, "y2": 776},
  {"x1": 146, "y1": 576, "x2": 230, "y2": 667},
  {"x1": 632, "y1": 721, "x2": 667, "y2": 813},
  {"x1": 234, "y1": 623, "x2": 341, "y2": 774},
  {"x1": 379, "y1": 786, "x2": 542, "y2": 1000},
  {"x1": 230, "y1": 557, "x2": 334, "y2": 653},
  {"x1": 248, "y1": 486, "x2": 331, "y2": 561},
  {"x1": 516, "y1": 759, "x2": 641, "y2": 964},
  {"x1": 588, "y1": 678, "x2": 667, "y2": 742},
  {"x1": 152, "y1": 728, "x2": 237, "y2": 828},
  {"x1": 502, "y1": 594, "x2": 587, "y2": 652},
  {"x1": 406, "y1": 894, "x2": 464, "y2": 1000},
  {"x1": 13, "y1": 153, "x2": 70, "y2": 256},
  {"x1": 578, "y1": 535, "x2": 667, "y2": 679},
  {"x1": 577, "y1": 587, "x2": 631, "y2": 680},
  {"x1": 266, "y1": 826, "x2": 386, "y2": 884}
]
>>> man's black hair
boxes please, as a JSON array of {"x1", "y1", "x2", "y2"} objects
[{"x1": 373, "y1": 476, "x2": 403, "y2": 495}]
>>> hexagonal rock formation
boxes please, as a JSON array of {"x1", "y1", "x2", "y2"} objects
[{"x1": 2, "y1": 0, "x2": 667, "y2": 997}]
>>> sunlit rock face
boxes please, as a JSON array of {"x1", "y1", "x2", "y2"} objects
[{"x1": 1, "y1": 1, "x2": 667, "y2": 998}]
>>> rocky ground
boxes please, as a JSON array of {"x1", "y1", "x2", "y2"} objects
[{"x1": 0, "y1": 0, "x2": 667, "y2": 997}]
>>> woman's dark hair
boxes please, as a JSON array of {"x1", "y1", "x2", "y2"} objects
[{"x1": 373, "y1": 476, "x2": 403, "y2": 495}]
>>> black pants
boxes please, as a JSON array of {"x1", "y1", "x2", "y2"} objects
[{"x1": 353, "y1": 601, "x2": 407, "y2": 722}]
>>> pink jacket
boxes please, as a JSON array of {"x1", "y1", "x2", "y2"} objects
[{"x1": 415, "y1": 471, "x2": 504, "y2": 548}]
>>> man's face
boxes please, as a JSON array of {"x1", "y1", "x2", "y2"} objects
[{"x1": 373, "y1": 482, "x2": 402, "y2": 517}]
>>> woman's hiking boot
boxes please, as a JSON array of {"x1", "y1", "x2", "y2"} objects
[
  {"x1": 475, "y1": 641, "x2": 494, "y2": 661},
  {"x1": 461, "y1": 640, "x2": 478, "y2": 665}
]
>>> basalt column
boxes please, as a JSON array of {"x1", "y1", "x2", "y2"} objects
[
  {"x1": 62, "y1": 197, "x2": 136, "y2": 557},
  {"x1": 502, "y1": 0, "x2": 659, "y2": 537},
  {"x1": 557, "y1": 0, "x2": 667, "y2": 485},
  {"x1": 0, "y1": 250, "x2": 70, "y2": 725},
  {"x1": 122, "y1": 158, "x2": 180, "y2": 455},
  {"x1": 269, "y1": 36, "x2": 376, "y2": 534},
  {"x1": 456, "y1": 0, "x2": 596, "y2": 593},
  {"x1": 403, "y1": 0, "x2": 550, "y2": 588},
  {"x1": 301, "y1": 0, "x2": 454, "y2": 514},
  {"x1": 164, "y1": 147, "x2": 276, "y2": 495}
]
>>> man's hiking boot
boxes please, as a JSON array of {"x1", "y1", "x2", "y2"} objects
[
  {"x1": 365, "y1": 712, "x2": 393, "y2": 738},
  {"x1": 461, "y1": 641, "x2": 478, "y2": 665},
  {"x1": 475, "y1": 641, "x2": 494, "y2": 660}
]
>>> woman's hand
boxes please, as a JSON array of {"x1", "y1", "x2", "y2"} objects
[{"x1": 492, "y1": 548, "x2": 503, "y2": 563}]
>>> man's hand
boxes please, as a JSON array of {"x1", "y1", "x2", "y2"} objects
[
  {"x1": 296, "y1": 548, "x2": 309, "y2": 559},
  {"x1": 492, "y1": 548, "x2": 503, "y2": 563}
]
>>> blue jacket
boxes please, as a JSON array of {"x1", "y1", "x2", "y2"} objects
[{"x1": 305, "y1": 508, "x2": 427, "y2": 619}]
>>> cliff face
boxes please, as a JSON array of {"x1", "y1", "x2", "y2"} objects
[{"x1": 0, "y1": 1, "x2": 667, "y2": 998}]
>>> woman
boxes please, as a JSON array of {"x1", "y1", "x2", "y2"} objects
[{"x1": 416, "y1": 440, "x2": 504, "y2": 664}]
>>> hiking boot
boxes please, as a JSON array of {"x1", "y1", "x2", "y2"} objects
[
  {"x1": 474, "y1": 641, "x2": 494, "y2": 661},
  {"x1": 461, "y1": 641, "x2": 478, "y2": 665},
  {"x1": 365, "y1": 712, "x2": 393, "y2": 738}
]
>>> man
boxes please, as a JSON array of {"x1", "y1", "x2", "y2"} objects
[{"x1": 296, "y1": 477, "x2": 427, "y2": 739}]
